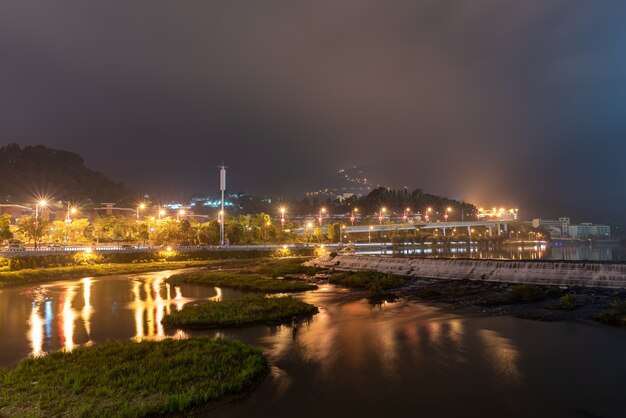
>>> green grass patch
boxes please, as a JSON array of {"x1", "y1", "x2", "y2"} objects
[
  {"x1": 593, "y1": 298, "x2": 626, "y2": 326},
  {"x1": 0, "y1": 260, "x2": 225, "y2": 288},
  {"x1": 329, "y1": 271, "x2": 406, "y2": 291},
  {"x1": 162, "y1": 296, "x2": 318, "y2": 328},
  {"x1": 0, "y1": 337, "x2": 266, "y2": 417},
  {"x1": 329, "y1": 271, "x2": 406, "y2": 302},
  {"x1": 508, "y1": 284, "x2": 546, "y2": 303},
  {"x1": 257, "y1": 258, "x2": 321, "y2": 277},
  {"x1": 167, "y1": 271, "x2": 317, "y2": 293}
]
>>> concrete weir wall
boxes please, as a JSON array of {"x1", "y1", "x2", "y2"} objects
[{"x1": 307, "y1": 255, "x2": 626, "y2": 289}]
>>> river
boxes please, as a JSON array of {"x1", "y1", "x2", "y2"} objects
[
  {"x1": 358, "y1": 242, "x2": 626, "y2": 262},
  {"x1": 1, "y1": 270, "x2": 625, "y2": 417}
]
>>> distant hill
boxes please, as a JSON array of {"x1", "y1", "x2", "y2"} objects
[{"x1": 0, "y1": 144, "x2": 131, "y2": 204}]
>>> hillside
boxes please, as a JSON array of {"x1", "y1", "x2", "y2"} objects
[{"x1": 0, "y1": 144, "x2": 130, "y2": 204}]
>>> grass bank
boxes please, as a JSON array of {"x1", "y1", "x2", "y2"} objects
[
  {"x1": 0, "y1": 337, "x2": 266, "y2": 417},
  {"x1": 0, "y1": 260, "x2": 223, "y2": 288},
  {"x1": 329, "y1": 271, "x2": 406, "y2": 302},
  {"x1": 256, "y1": 258, "x2": 321, "y2": 277},
  {"x1": 167, "y1": 271, "x2": 318, "y2": 293},
  {"x1": 593, "y1": 298, "x2": 626, "y2": 326},
  {"x1": 329, "y1": 271, "x2": 406, "y2": 290},
  {"x1": 162, "y1": 296, "x2": 318, "y2": 328}
]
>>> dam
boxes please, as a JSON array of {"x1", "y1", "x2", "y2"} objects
[{"x1": 307, "y1": 255, "x2": 626, "y2": 288}]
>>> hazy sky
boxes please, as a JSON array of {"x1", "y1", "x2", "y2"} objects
[{"x1": 1, "y1": 1, "x2": 625, "y2": 222}]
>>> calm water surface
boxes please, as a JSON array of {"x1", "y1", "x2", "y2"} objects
[
  {"x1": 360, "y1": 243, "x2": 626, "y2": 262},
  {"x1": 1, "y1": 270, "x2": 625, "y2": 418}
]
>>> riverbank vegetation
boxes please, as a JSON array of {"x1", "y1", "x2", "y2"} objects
[
  {"x1": 0, "y1": 337, "x2": 266, "y2": 417},
  {"x1": 167, "y1": 271, "x2": 318, "y2": 293},
  {"x1": 593, "y1": 298, "x2": 626, "y2": 326},
  {"x1": 162, "y1": 296, "x2": 318, "y2": 328},
  {"x1": 0, "y1": 249, "x2": 308, "y2": 272},
  {"x1": 508, "y1": 284, "x2": 562, "y2": 303},
  {"x1": 0, "y1": 260, "x2": 216, "y2": 288},
  {"x1": 0, "y1": 254, "x2": 319, "y2": 288},
  {"x1": 329, "y1": 271, "x2": 406, "y2": 301},
  {"x1": 329, "y1": 271, "x2": 406, "y2": 290}
]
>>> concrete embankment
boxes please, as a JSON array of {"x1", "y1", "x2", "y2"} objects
[{"x1": 307, "y1": 255, "x2": 626, "y2": 288}]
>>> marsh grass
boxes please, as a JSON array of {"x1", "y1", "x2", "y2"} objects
[
  {"x1": 166, "y1": 272, "x2": 317, "y2": 293},
  {"x1": 593, "y1": 298, "x2": 626, "y2": 326},
  {"x1": 0, "y1": 260, "x2": 222, "y2": 288},
  {"x1": 0, "y1": 337, "x2": 266, "y2": 417},
  {"x1": 329, "y1": 271, "x2": 406, "y2": 291},
  {"x1": 162, "y1": 296, "x2": 318, "y2": 328},
  {"x1": 257, "y1": 258, "x2": 321, "y2": 277},
  {"x1": 508, "y1": 284, "x2": 546, "y2": 303}
]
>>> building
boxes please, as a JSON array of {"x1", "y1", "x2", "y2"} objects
[
  {"x1": 532, "y1": 217, "x2": 570, "y2": 237},
  {"x1": 569, "y1": 223, "x2": 611, "y2": 240},
  {"x1": 94, "y1": 203, "x2": 136, "y2": 218},
  {"x1": 533, "y1": 217, "x2": 611, "y2": 239}
]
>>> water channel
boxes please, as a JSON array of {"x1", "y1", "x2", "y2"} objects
[
  {"x1": 1, "y1": 269, "x2": 625, "y2": 417},
  {"x1": 357, "y1": 243, "x2": 626, "y2": 262}
]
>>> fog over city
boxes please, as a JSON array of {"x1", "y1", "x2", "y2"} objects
[{"x1": 2, "y1": 1, "x2": 625, "y2": 224}]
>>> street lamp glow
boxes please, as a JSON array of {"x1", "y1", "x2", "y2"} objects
[
  {"x1": 378, "y1": 207, "x2": 386, "y2": 225},
  {"x1": 38, "y1": 200, "x2": 47, "y2": 207}
]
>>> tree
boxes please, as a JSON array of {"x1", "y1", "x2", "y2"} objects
[
  {"x1": 226, "y1": 222, "x2": 243, "y2": 245},
  {"x1": 16, "y1": 215, "x2": 48, "y2": 248},
  {"x1": 151, "y1": 218, "x2": 183, "y2": 245},
  {"x1": 0, "y1": 214, "x2": 13, "y2": 243},
  {"x1": 197, "y1": 222, "x2": 220, "y2": 245},
  {"x1": 92, "y1": 216, "x2": 136, "y2": 243},
  {"x1": 326, "y1": 223, "x2": 340, "y2": 243}
]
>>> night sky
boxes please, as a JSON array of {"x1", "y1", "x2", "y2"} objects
[{"x1": 1, "y1": 1, "x2": 625, "y2": 223}]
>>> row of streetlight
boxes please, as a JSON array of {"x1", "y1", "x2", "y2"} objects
[{"x1": 299, "y1": 206, "x2": 456, "y2": 226}]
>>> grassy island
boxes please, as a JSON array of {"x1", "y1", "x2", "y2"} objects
[
  {"x1": 0, "y1": 337, "x2": 266, "y2": 418},
  {"x1": 167, "y1": 271, "x2": 318, "y2": 293},
  {"x1": 162, "y1": 296, "x2": 318, "y2": 328},
  {"x1": 329, "y1": 271, "x2": 406, "y2": 290},
  {"x1": 593, "y1": 298, "x2": 626, "y2": 326}
]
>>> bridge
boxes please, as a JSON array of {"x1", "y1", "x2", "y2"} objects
[{"x1": 298, "y1": 220, "x2": 510, "y2": 237}]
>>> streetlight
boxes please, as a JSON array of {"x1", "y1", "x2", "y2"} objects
[
  {"x1": 379, "y1": 207, "x2": 386, "y2": 225},
  {"x1": 136, "y1": 203, "x2": 146, "y2": 220},
  {"x1": 369, "y1": 225, "x2": 374, "y2": 243},
  {"x1": 280, "y1": 207, "x2": 286, "y2": 227},
  {"x1": 425, "y1": 207, "x2": 432, "y2": 222},
  {"x1": 177, "y1": 209, "x2": 185, "y2": 221},
  {"x1": 319, "y1": 207, "x2": 326, "y2": 226},
  {"x1": 64, "y1": 203, "x2": 77, "y2": 247},
  {"x1": 158, "y1": 209, "x2": 166, "y2": 220},
  {"x1": 350, "y1": 207, "x2": 358, "y2": 226},
  {"x1": 403, "y1": 207, "x2": 410, "y2": 223},
  {"x1": 445, "y1": 207, "x2": 451, "y2": 222},
  {"x1": 35, "y1": 199, "x2": 47, "y2": 221}
]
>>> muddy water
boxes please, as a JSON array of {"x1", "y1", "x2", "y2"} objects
[{"x1": 0, "y1": 270, "x2": 624, "y2": 418}]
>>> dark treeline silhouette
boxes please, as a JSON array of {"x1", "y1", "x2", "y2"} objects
[
  {"x1": 283, "y1": 187, "x2": 477, "y2": 219},
  {"x1": 0, "y1": 144, "x2": 131, "y2": 204}
]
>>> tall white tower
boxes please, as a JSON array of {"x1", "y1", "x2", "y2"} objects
[{"x1": 219, "y1": 164, "x2": 226, "y2": 246}]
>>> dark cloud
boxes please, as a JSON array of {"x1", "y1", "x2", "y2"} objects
[{"x1": 1, "y1": 1, "x2": 625, "y2": 223}]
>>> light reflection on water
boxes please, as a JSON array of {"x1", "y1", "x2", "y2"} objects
[
  {"x1": 15, "y1": 271, "x2": 234, "y2": 360},
  {"x1": 355, "y1": 243, "x2": 626, "y2": 261}
]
